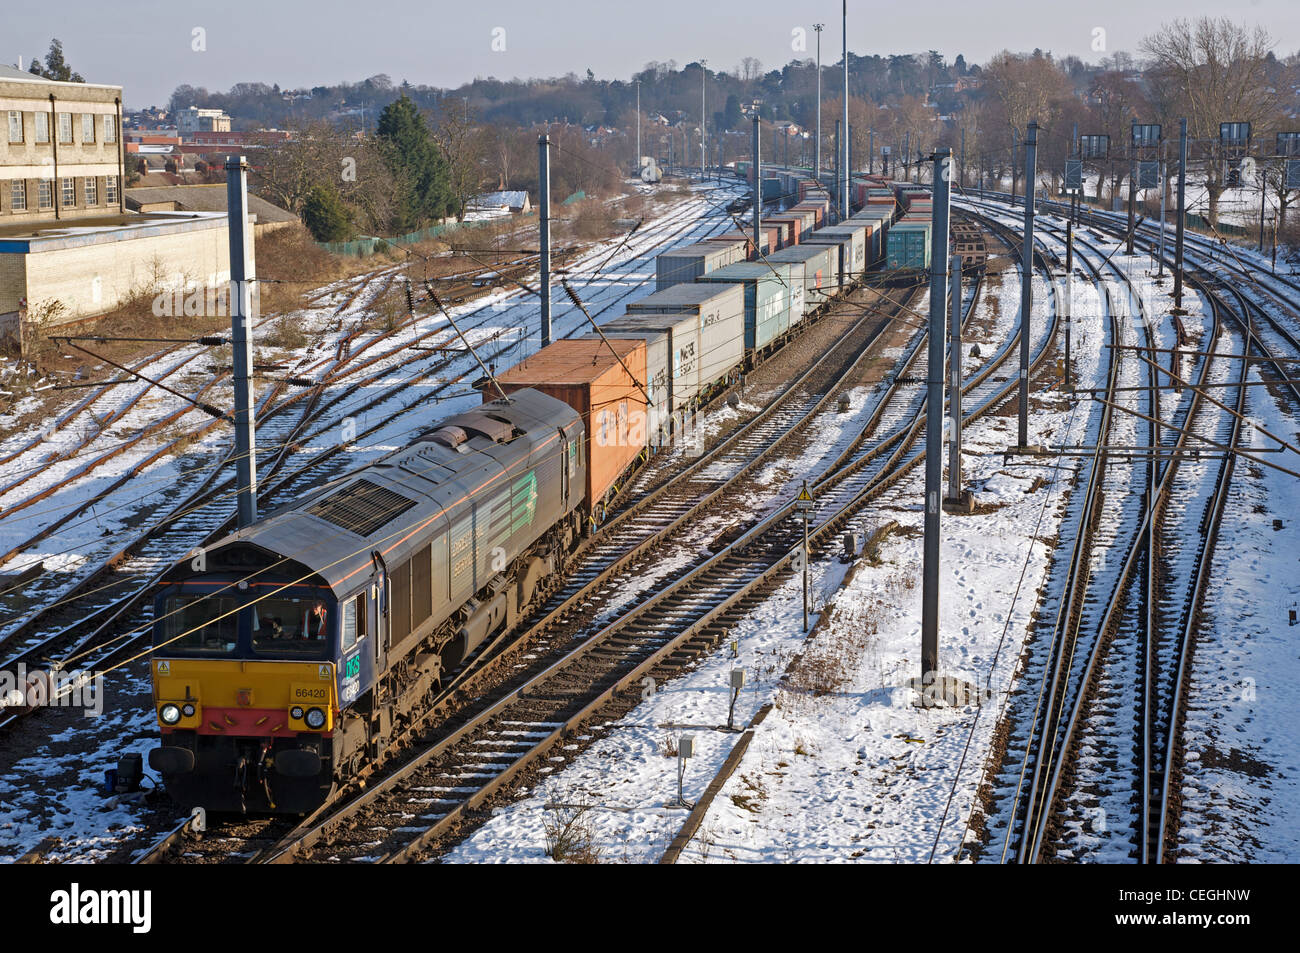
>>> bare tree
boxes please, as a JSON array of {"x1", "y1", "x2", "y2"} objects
[
  {"x1": 254, "y1": 122, "x2": 397, "y2": 234},
  {"x1": 1142, "y1": 17, "x2": 1276, "y2": 226},
  {"x1": 430, "y1": 101, "x2": 490, "y2": 222},
  {"x1": 1090, "y1": 71, "x2": 1148, "y2": 203},
  {"x1": 982, "y1": 51, "x2": 1071, "y2": 198}
]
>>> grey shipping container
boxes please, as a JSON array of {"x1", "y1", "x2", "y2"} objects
[
  {"x1": 767, "y1": 243, "x2": 837, "y2": 310},
  {"x1": 656, "y1": 241, "x2": 745, "y2": 291},
  {"x1": 802, "y1": 230, "x2": 856, "y2": 285},
  {"x1": 804, "y1": 224, "x2": 868, "y2": 279},
  {"x1": 580, "y1": 328, "x2": 671, "y2": 447},
  {"x1": 599, "y1": 311, "x2": 701, "y2": 416},
  {"x1": 626, "y1": 282, "x2": 744, "y2": 391},
  {"x1": 696, "y1": 262, "x2": 790, "y2": 355}
]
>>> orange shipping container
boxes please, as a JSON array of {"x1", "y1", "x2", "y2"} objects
[{"x1": 494, "y1": 338, "x2": 648, "y2": 514}]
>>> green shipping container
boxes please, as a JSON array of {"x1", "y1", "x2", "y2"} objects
[{"x1": 886, "y1": 221, "x2": 932, "y2": 271}]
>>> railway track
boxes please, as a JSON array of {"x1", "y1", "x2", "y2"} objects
[
  {"x1": 126, "y1": 211, "x2": 1091, "y2": 865},
  {"x1": 0, "y1": 190, "x2": 741, "y2": 735},
  {"x1": 963, "y1": 197, "x2": 1280, "y2": 864}
]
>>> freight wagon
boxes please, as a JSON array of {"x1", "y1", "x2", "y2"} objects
[
  {"x1": 656, "y1": 241, "x2": 747, "y2": 291},
  {"x1": 626, "y1": 281, "x2": 745, "y2": 395},
  {"x1": 594, "y1": 310, "x2": 702, "y2": 420},
  {"x1": 496, "y1": 338, "x2": 648, "y2": 520},
  {"x1": 767, "y1": 243, "x2": 838, "y2": 310},
  {"x1": 803, "y1": 224, "x2": 868, "y2": 281},
  {"x1": 696, "y1": 262, "x2": 791, "y2": 358},
  {"x1": 885, "y1": 220, "x2": 932, "y2": 271}
]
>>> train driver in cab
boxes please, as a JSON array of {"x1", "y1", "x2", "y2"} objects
[{"x1": 304, "y1": 601, "x2": 328, "y2": 640}]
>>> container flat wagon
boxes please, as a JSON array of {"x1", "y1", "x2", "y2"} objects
[
  {"x1": 598, "y1": 310, "x2": 702, "y2": 416},
  {"x1": 656, "y1": 241, "x2": 747, "y2": 291},
  {"x1": 496, "y1": 338, "x2": 648, "y2": 517},
  {"x1": 804, "y1": 224, "x2": 868, "y2": 281},
  {"x1": 885, "y1": 220, "x2": 932, "y2": 271},
  {"x1": 580, "y1": 328, "x2": 669, "y2": 447}
]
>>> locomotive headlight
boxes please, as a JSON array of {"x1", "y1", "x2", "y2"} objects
[
  {"x1": 159, "y1": 704, "x2": 182, "y2": 725},
  {"x1": 290, "y1": 706, "x2": 304, "y2": 721},
  {"x1": 181, "y1": 703, "x2": 196, "y2": 718},
  {"x1": 305, "y1": 707, "x2": 326, "y2": 729}
]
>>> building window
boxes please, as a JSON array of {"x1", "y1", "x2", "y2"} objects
[
  {"x1": 38, "y1": 179, "x2": 53, "y2": 209},
  {"x1": 82, "y1": 114, "x2": 95, "y2": 144},
  {"x1": 103, "y1": 115, "x2": 116, "y2": 143},
  {"x1": 105, "y1": 174, "x2": 117, "y2": 205},
  {"x1": 58, "y1": 113, "x2": 72, "y2": 144},
  {"x1": 84, "y1": 177, "x2": 97, "y2": 205},
  {"x1": 61, "y1": 177, "x2": 75, "y2": 207},
  {"x1": 35, "y1": 111, "x2": 49, "y2": 143},
  {"x1": 7, "y1": 111, "x2": 22, "y2": 143},
  {"x1": 10, "y1": 180, "x2": 27, "y2": 211}
]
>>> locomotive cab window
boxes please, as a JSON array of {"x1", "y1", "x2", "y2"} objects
[
  {"x1": 158, "y1": 593, "x2": 240, "y2": 654},
  {"x1": 251, "y1": 592, "x2": 333, "y2": 655},
  {"x1": 341, "y1": 594, "x2": 366, "y2": 650}
]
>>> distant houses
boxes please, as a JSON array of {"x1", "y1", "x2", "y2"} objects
[{"x1": 468, "y1": 190, "x2": 532, "y2": 215}]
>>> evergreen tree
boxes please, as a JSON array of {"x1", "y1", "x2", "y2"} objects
[
  {"x1": 29, "y1": 39, "x2": 84, "y2": 83},
  {"x1": 376, "y1": 94, "x2": 452, "y2": 232},
  {"x1": 302, "y1": 184, "x2": 354, "y2": 242},
  {"x1": 723, "y1": 94, "x2": 743, "y2": 130}
]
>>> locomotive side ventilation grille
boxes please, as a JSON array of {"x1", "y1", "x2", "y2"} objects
[{"x1": 307, "y1": 479, "x2": 418, "y2": 537}]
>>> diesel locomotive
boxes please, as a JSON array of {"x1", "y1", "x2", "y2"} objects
[{"x1": 148, "y1": 389, "x2": 586, "y2": 812}]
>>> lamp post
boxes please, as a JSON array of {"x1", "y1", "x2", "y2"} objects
[
  {"x1": 814, "y1": 23, "x2": 824, "y2": 178},
  {"x1": 700, "y1": 60, "x2": 707, "y2": 180}
]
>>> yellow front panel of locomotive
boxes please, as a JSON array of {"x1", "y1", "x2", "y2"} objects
[{"x1": 153, "y1": 658, "x2": 336, "y2": 725}]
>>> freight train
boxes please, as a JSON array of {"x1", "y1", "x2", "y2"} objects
[{"x1": 146, "y1": 165, "x2": 934, "y2": 813}]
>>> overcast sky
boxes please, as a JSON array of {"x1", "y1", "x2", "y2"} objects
[{"x1": 7, "y1": 0, "x2": 1298, "y2": 108}]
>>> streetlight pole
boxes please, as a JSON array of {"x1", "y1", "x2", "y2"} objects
[
  {"x1": 814, "y1": 23, "x2": 823, "y2": 179},
  {"x1": 841, "y1": 0, "x2": 849, "y2": 221},
  {"x1": 700, "y1": 60, "x2": 707, "y2": 180},
  {"x1": 635, "y1": 79, "x2": 641, "y2": 176}
]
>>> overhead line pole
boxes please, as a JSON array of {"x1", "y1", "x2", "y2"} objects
[
  {"x1": 701, "y1": 60, "x2": 707, "y2": 181},
  {"x1": 1174, "y1": 118, "x2": 1187, "y2": 312},
  {"x1": 538, "y1": 134, "x2": 552, "y2": 347},
  {"x1": 225, "y1": 155, "x2": 257, "y2": 529},
  {"x1": 1017, "y1": 121, "x2": 1038, "y2": 451},
  {"x1": 841, "y1": 0, "x2": 849, "y2": 221},
  {"x1": 922, "y1": 148, "x2": 953, "y2": 681},
  {"x1": 752, "y1": 107, "x2": 762, "y2": 250}
]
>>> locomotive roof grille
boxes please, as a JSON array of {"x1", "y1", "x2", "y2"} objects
[{"x1": 306, "y1": 478, "x2": 419, "y2": 537}]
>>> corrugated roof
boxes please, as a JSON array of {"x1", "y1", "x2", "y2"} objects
[{"x1": 498, "y1": 338, "x2": 642, "y2": 386}]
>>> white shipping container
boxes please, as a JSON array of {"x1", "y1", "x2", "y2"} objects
[
  {"x1": 600, "y1": 312, "x2": 701, "y2": 416},
  {"x1": 768, "y1": 243, "x2": 837, "y2": 309},
  {"x1": 628, "y1": 282, "x2": 744, "y2": 392}
]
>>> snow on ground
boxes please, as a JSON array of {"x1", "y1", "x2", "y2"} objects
[
  {"x1": 1177, "y1": 363, "x2": 1300, "y2": 863},
  {"x1": 0, "y1": 179, "x2": 747, "y2": 860},
  {"x1": 443, "y1": 229, "x2": 1105, "y2": 864},
  {"x1": 0, "y1": 668, "x2": 156, "y2": 862}
]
